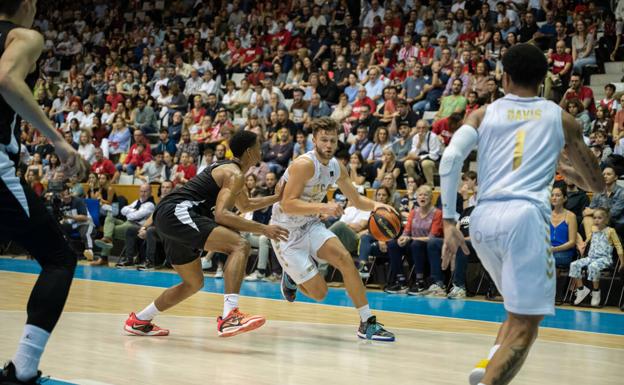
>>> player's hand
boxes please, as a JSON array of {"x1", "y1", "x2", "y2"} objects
[
  {"x1": 442, "y1": 220, "x2": 470, "y2": 271},
  {"x1": 320, "y1": 202, "x2": 344, "y2": 217},
  {"x1": 373, "y1": 202, "x2": 399, "y2": 216},
  {"x1": 558, "y1": 150, "x2": 592, "y2": 191},
  {"x1": 55, "y1": 141, "x2": 88, "y2": 181},
  {"x1": 262, "y1": 224, "x2": 289, "y2": 242}
]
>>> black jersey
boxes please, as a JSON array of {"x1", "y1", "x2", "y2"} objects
[
  {"x1": 0, "y1": 20, "x2": 39, "y2": 165},
  {"x1": 158, "y1": 159, "x2": 241, "y2": 218}
]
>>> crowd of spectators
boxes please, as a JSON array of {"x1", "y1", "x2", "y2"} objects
[{"x1": 12, "y1": 0, "x2": 624, "y2": 308}]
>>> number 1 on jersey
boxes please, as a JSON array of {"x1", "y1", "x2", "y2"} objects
[{"x1": 512, "y1": 130, "x2": 526, "y2": 170}]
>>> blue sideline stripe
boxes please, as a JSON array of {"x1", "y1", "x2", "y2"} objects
[{"x1": 1, "y1": 259, "x2": 623, "y2": 336}]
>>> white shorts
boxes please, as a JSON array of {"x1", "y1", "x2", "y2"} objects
[
  {"x1": 270, "y1": 220, "x2": 336, "y2": 284},
  {"x1": 470, "y1": 200, "x2": 556, "y2": 316}
]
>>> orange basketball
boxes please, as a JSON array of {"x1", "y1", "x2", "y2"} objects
[{"x1": 368, "y1": 208, "x2": 401, "y2": 242}]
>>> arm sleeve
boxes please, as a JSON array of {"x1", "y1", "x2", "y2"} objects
[{"x1": 439, "y1": 124, "x2": 479, "y2": 220}]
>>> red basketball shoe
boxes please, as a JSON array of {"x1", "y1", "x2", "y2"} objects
[
  {"x1": 217, "y1": 308, "x2": 266, "y2": 337},
  {"x1": 124, "y1": 312, "x2": 170, "y2": 336}
]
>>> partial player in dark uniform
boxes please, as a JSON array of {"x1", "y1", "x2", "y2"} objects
[
  {"x1": 124, "y1": 130, "x2": 289, "y2": 338},
  {"x1": 0, "y1": 1, "x2": 88, "y2": 384}
]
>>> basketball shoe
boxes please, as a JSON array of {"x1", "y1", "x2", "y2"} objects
[
  {"x1": 124, "y1": 313, "x2": 169, "y2": 336},
  {"x1": 280, "y1": 273, "x2": 297, "y2": 302},
  {"x1": 468, "y1": 359, "x2": 489, "y2": 385},
  {"x1": 0, "y1": 362, "x2": 43, "y2": 385},
  {"x1": 357, "y1": 316, "x2": 395, "y2": 342},
  {"x1": 217, "y1": 308, "x2": 266, "y2": 337}
]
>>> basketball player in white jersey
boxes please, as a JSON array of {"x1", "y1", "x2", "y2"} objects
[
  {"x1": 271, "y1": 117, "x2": 395, "y2": 341},
  {"x1": 439, "y1": 44, "x2": 604, "y2": 385}
]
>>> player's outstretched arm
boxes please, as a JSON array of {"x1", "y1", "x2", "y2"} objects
[
  {"x1": 560, "y1": 110, "x2": 605, "y2": 192},
  {"x1": 0, "y1": 29, "x2": 73, "y2": 160},
  {"x1": 213, "y1": 167, "x2": 288, "y2": 241},
  {"x1": 235, "y1": 179, "x2": 284, "y2": 213},
  {"x1": 439, "y1": 107, "x2": 483, "y2": 268},
  {"x1": 280, "y1": 157, "x2": 332, "y2": 216},
  {"x1": 335, "y1": 162, "x2": 396, "y2": 214}
]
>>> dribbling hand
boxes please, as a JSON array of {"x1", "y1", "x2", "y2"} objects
[
  {"x1": 320, "y1": 202, "x2": 344, "y2": 217},
  {"x1": 262, "y1": 225, "x2": 290, "y2": 242}
]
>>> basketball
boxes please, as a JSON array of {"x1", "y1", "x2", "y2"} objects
[{"x1": 368, "y1": 208, "x2": 401, "y2": 242}]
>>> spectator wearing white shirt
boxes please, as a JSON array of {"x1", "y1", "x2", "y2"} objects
[
  {"x1": 306, "y1": 6, "x2": 327, "y2": 35},
  {"x1": 78, "y1": 130, "x2": 97, "y2": 165},
  {"x1": 183, "y1": 68, "x2": 204, "y2": 98},
  {"x1": 364, "y1": 66, "x2": 385, "y2": 103},
  {"x1": 404, "y1": 120, "x2": 441, "y2": 187},
  {"x1": 362, "y1": 0, "x2": 385, "y2": 29},
  {"x1": 80, "y1": 101, "x2": 96, "y2": 130},
  {"x1": 64, "y1": 101, "x2": 84, "y2": 131}
]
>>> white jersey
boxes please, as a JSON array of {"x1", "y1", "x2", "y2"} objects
[
  {"x1": 272, "y1": 151, "x2": 341, "y2": 229},
  {"x1": 476, "y1": 94, "x2": 565, "y2": 219}
]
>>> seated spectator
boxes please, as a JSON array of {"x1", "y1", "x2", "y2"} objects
[
  {"x1": 465, "y1": 91, "x2": 481, "y2": 117},
  {"x1": 550, "y1": 186, "x2": 579, "y2": 270},
  {"x1": 391, "y1": 122, "x2": 413, "y2": 162},
  {"x1": 349, "y1": 126, "x2": 374, "y2": 160},
  {"x1": 168, "y1": 111, "x2": 184, "y2": 143},
  {"x1": 91, "y1": 147, "x2": 116, "y2": 179},
  {"x1": 124, "y1": 180, "x2": 175, "y2": 269},
  {"x1": 330, "y1": 93, "x2": 353, "y2": 131},
  {"x1": 306, "y1": 93, "x2": 332, "y2": 122},
  {"x1": 432, "y1": 112, "x2": 463, "y2": 146},
  {"x1": 347, "y1": 152, "x2": 369, "y2": 189},
  {"x1": 58, "y1": 183, "x2": 94, "y2": 261},
  {"x1": 544, "y1": 40, "x2": 573, "y2": 101},
  {"x1": 42, "y1": 153, "x2": 61, "y2": 183},
  {"x1": 153, "y1": 128, "x2": 178, "y2": 156},
  {"x1": 77, "y1": 130, "x2": 96, "y2": 165},
  {"x1": 404, "y1": 120, "x2": 441, "y2": 187},
  {"x1": 436, "y1": 78, "x2": 467, "y2": 119},
  {"x1": 136, "y1": 151, "x2": 165, "y2": 184},
  {"x1": 366, "y1": 126, "x2": 391, "y2": 164},
  {"x1": 565, "y1": 98, "x2": 592, "y2": 136},
  {"x1": 173, "y1": 151, "x2": 197, "y2": 185},
  {"x1": 592, "y1": 106, "x2": 613, "y2": 134},
  {"x1": 559, "y1": 73, "x2": 596, "y2": 117},
  {"x1": 379, "y1": 172, "x2": 403, "y2": 210},
  {"x1": 118, "y1": 130, "x2": 152, "y2": 176},
  {"x1": 336, "y1": 188, "x2": 391, "y2": 275},
  {"x1": 293, "y1": 130, "x2": 314, "y2": 160},
  {"x1": 582, "y1": 167, "x2": 624, "y2": 237},
  {"x1": 482, "y1": 77, "x2": 504, "y2": 105},
  {"x1": 175, "y1": 129, "x2": 200, "y2": 161},
  {"x1": 599, "y1": 84, "x2": 619, "y2": 117},
  {"x1": 571, "y1": 20, "x2": 596, "y2": 78},
  {"x1": 290, "y1": 88, "x2": 309, "y2": 127},
  {"x1": 385, "y1": 185, "x2": 443, "y2": 295},
  {"x1": 571, "y1": 207, "x2": 624, "y2": 307},
  {"x1": 262, "y1": 128, "x2": 293, "y2": 176},
  {"x1": 132, "y1": 98, "x2": 157, "y2": 134},
  {"x1": 92, "y1": 184, "x2": 156, "y2": 266},
  {"x1": 25, "y1": 170, "x2": 44, "y2": 197},
  {"x1": 372, "y1": 148, "x2": 405, "y2": 189},
  {"x1": 26, "y1": 152, "x2": 43, "y2": 177}
]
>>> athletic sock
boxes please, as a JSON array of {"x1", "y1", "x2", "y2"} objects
[
  {"x1": 357, "y1": 304, "x2": 373, "y2": 322},
  {"x1": 223, "y1": 294, "x2": 239, "y2": 318},
  {"x1": 13, "y1": 324, "x2": 50, "y2": 382},
  {"x1": 136, "y1": 302, "x2": 160, "y2": 321},
  {"x1": 488, "y1": 344, "x2": 501, "y2": 360}
]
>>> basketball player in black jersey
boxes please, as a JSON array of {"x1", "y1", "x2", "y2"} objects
[
  {"x1": 0, "y1": 1, "x2": 88, "y2": 384},
  {"x1": 124, "y1": 130, "x2": 289, "y2": 337}
]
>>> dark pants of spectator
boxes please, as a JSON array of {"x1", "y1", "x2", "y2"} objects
[
  {"x1": 125, "y1": 226, "x2": 162, "y2": 265},
  {"x1": 427, "y1": 237, "x2": 472, "y2": 288},
  {"x1": 358, "y1": 233, "x2": 386, "y2": 264},
  {"x1": 387, "y1": 238, "x2": 429, "y2": 283},
  {"x1": 116, "y1": 163, "x2": 137, "y2": 175}
]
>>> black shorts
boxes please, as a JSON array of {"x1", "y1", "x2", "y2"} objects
[
  {"x1": 153, "y1": 201, "x2": 219, "y2": 265},
  {"x1": 0, "y1": 172, "x2": 74, "y2": 265}
]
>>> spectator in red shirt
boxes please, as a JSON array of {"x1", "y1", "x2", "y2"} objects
[
  {"x1": 544, "y1": 40, "x2": 573, "y2": 100},
  {"x1": 389, "y1": 60, "x2": 407, "y2": 84},
  {"x1": 417, "y1": 35, "x2": 435, "y2": 68},
  {"x1": 173, "y1": 151, "x2": 197, "y2": 185},
  {"x1": 247, "y1": 62, "x2": 266, "y2": 86},
  {"x1": 118, "y1": 130, "x2": 152, "y2": 175},
  {"x1": 105, "y1": 84, "x2": 124, "y2": 112},
  {"x1": 91, "y1": 147, "x2": 117, "y2": 179},
  {"x1": 458, "y1": 20, "x2": 478, "y2": 44},
  {"x1": 349, "y1": 87, "x2": 377, "y2": 122},
  {"x1": 432, "y1": 112, "x2": 463, "y2": 146},
  {"x1": 560, "y1": 73, "x2": 596, "y2": 117},
  {"x1": 465, "y1": 91, "x2": 481, "y2": 117}
]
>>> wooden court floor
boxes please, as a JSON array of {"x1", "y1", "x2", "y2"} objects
[{"x1": 1, "y1": 269, "x2": 623, "y2": 385}]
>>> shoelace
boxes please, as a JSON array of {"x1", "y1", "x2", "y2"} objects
[{"x1": 366, "y1": 321, "x2": 387, "y2": 339}]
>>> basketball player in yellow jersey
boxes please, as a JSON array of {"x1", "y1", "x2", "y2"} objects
[
  {"x1": 439, "y1": 44, "x2": 604, "y2": 385},
  {"x1": 272, "y1": 117, "x2": 396, "y2": 341}
]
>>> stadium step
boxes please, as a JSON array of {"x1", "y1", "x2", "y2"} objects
[
  {"x1": 590, "y1": 73, "x2": 622, "y2": 86},
  {"x1": 604, "y1": 61, "x2": 624, "y2": 75}
]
